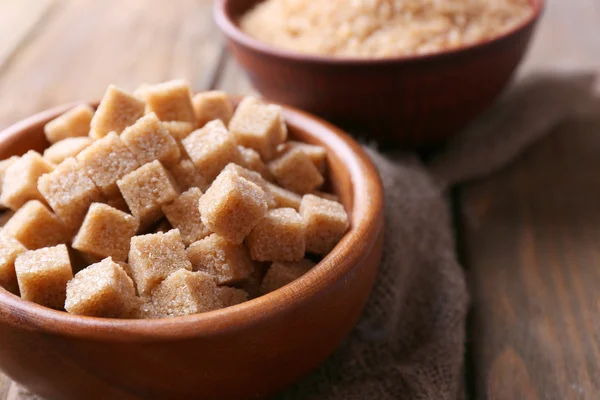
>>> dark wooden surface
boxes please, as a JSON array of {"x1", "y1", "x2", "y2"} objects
[
  {"x1": 0, "y1": 0, "x2": 599, "y2": 399},
  {"x1": 459, "y1": 0, "x2": 600, "y2": 398},
  {"x1": 460, "y1": 115, "x2": 600, "y2": 399}
]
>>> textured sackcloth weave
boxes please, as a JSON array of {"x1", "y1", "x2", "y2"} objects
[
  {"x1": 12, "y1": 73, "x2": 598, "y2": 400},
  {"x1": 276, "y1": 73, "x2": 598, "y2": 400}
]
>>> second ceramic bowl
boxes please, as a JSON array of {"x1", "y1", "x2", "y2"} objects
[{"x1": 215, "y1": 0, "x2": 544, "y2": 147}]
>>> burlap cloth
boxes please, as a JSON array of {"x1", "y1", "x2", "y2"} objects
[{"x1": 14, "y1": 73, "x2": 598, "y2": 400}]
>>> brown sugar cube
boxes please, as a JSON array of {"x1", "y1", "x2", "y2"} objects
[
  {"x1": 0, "y1": 233, "x2": 27, "y2": 294},
  {"x1": 166, "y1": 158, "x2": 208, "y2": 192},
  {"x1": 117, "y1": 161, "x2": 179, "y2": 229},
  {"x1": 15, "y1": 244, "x2": 73, "y2": 309},
  {"x1": 0, "y1": 156, "x2": 18, "y2": 208},
  {"x1": 144, "y1": 80, "x2": 196, "y2": 124},
  {"x1": 300, "y1": 194, "x2": 349, "y2": 255},
  {"x1": 90, "y1": 85, "x2": 146, "y2": 140},
  {"x1": 72, "y1": 203, "x2": 139, "y2": 262},
  {"x1": 65, "y1": 257, "x2": 138, "y2": 318},
  {"x1": 229, "y1": 97, "x2": 287, "y2": 161},
  {"x1": 269, "y1": 148, "x2": 324, "y2": 194},
  {"x1": 121, "y1": 112, "x2": 181, "y2": 166},
  {"x1": 266, "y1": 182, "x2": 302, "y2": 210},
  {"x1": 247, "y1": 208, "x2": 305, "y2": 262},
  {"x1": 3, "y1": 200, "x2": 69, "y2": 249},
  {"x1": 182, "y1": 119, "x2": 241, "y2": 183},
  {"x1": 162, "y1": 121, "x2": 195, "y2": 152},
  {"x1": 277, "y1": 141, "x2": 327, "y2": 174},
  {"x1": 117, "y1": 261, "x2": 135, "y2": 282},
  {"x1": 38, "y1": 158, "x2": 104, "y2": 232},
  {"x1": 193, "y1": 91, "x2": 234, "y2": 128},
  {"x1": 0, "y1": 156, "x2": 18, "y2": 181},
  {"x1": 44, "y1": 137, "x2": 93, "y2": 165},
  {"x1": 162, "y1": 121, "x2": 195, "y2": 142},
  {"x1": 128, "y1": 229, "x2": 191, "y2": 296},
  {"x1": 133, "y1": 82, "x2": 152, "y2": 100},
  {"x1": 222, "y1": 163, "x2": 276, "y2": 208},
  {"x1": 198, "y1": 169, "x2": 268, "y2": 244},
  {"x1": 311, "y1": 190, "x2": 339, "y2": 203},
  {"x1": 44, "y1": 104, "x2": 94, "y2": 144},
  {"x1": 148, "y1": 269, "x2": 247, "y2": 318},
  {"x1": 76, "y1": 132, "x2": 140, "y2": 199},
  {"x1": 187, "y1": 233, "x2": 255, "y2": 285},
  {"x1": 218, "y1": 284, "x2": 248, "y2": 308},
  {"x1": 134, "y1": 298, "x2": 155, "y2": 319},
  {"x1": 238, "y1": 146, "x2": 274, "y2": 181},
  {"x1": 162, "y1": 188, "x2": 210, "y2": 246},
  {"x1": 260, "y1": 259, "x2": 315, "y2": 295},
  {"x1": 0, "y1": 151, "x2": 54, "y2": 211}
]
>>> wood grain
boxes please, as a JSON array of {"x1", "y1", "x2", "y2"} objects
[
  {"x1": 461, "y1": 0, "x2": 600, "y2": 398},
  {"x1": 216, "y1": 55, "x2": 256, "y2": 95},
  {"x1": 462, "y1": 114, "x2": 600, "y2": 399},
  {"x1": 0, "y1": 374, "x2": 11, "y2": 400},
  {"x1": 0, "y1": 0, "x2": 54, "y2": 72},
  {"x1": 0, "y1": 0, "x2": 599, "y2": 398},
  {"x1": 519, "y1": 0, "x2": 600, "y2": 75},
  {"x1": 0, "y1": 0, "x2": 220, "y2": 130}
]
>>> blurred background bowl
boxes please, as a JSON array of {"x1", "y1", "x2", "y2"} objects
[{"x1": 215, "y1": 0, "x2": 544, "y2": 148}]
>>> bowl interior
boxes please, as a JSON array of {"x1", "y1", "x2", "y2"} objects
[
  {"x1": 222, "y1": 0, "x2": 257, "y2": 18},
  {"x1": 0, "y1": 99, "x2": 382, "y2": 340}
]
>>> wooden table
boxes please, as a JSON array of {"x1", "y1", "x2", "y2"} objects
[{"x1": 0, "y1": 1, "x2": 599, "y2": 399}]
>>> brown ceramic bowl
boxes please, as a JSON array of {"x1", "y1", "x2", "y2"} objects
[
  {"x1": 0, "y1": 99, "x2": 384, "y2": 400},
  {"x1": 215, "y1": 0, "x2": 544, "y2": 147}
]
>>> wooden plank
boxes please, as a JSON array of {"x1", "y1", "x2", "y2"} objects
[
  {"x1": 0, "y1": 0, "x2": 54, "y2": 71},
  {"x1": 0, "y1": 374, "x2": 10, "y2": 400},
  {"x1": 462, "y1": 116, "x2": 600, "y2": 399},
  {"x1": 461, "y1": 0, "x2": 600, "y2": 398},
  {"x1": 0, "y1": 0, "x2": 221, "y2": 131},
  {"x1": 216, "y1": 54, "x2": 256, "y2": 95},
  {"x1": 519, "y1": 0, "x2": 600, "y2": 75}
]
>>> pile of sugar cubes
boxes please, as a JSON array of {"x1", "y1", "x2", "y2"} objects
[{"x1": 0, "y1": 80, "x2": 349, "y2": 319}]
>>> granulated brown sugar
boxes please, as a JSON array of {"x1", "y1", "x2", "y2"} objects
[
  {"x1": 44, "y1": 104, "x2": 94, "y2": 144},
  {"x1": 241, "y1": 0, "x2": 534, "y2": 58}
]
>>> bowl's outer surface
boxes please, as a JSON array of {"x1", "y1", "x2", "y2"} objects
[
  {"x1": 216, "y1": 0, "x2": 544, "y2": 147},
  {"x1": 0, "y1": 101, "x2": 384, "y2": 400}
]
